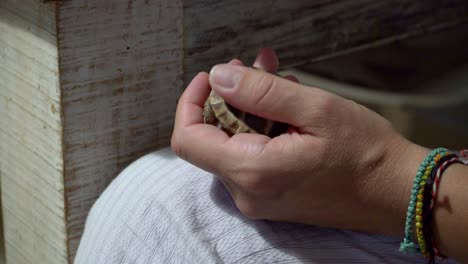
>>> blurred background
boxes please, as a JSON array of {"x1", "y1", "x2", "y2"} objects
[{"x1": 281, "y1": 24, "x2": 468, "y2": 150}]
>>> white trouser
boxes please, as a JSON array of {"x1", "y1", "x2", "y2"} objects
[{"x1": 75, "y1": 148, "x2": 452, "y2": 264}]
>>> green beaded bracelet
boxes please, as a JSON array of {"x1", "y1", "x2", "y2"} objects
[
  {"x1": 414, "y1": 151, "x2": 448, "y2": 257},
  {"x1": 400, "y1": 148, "x2": 448, "y2": 253}
]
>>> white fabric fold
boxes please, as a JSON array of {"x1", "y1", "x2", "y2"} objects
[{"x1": 75, "y1": 148, "x2": 456, "y2": 264}]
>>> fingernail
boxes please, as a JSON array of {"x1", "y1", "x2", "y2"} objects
[{"x1": 210, "y1": 64, "x2": 242, "y2": 90}]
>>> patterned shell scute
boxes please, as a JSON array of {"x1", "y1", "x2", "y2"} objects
[{"x1": 203, "y1": 90, "x2": 288, "y2": 137}]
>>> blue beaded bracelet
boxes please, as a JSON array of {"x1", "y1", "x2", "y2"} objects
[{"x1": 400, "y1": 147, "x2": 448, "y2": 253}]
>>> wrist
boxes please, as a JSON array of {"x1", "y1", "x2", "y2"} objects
[
  {"x1": 391, "y1": 139, "x2": 431, "y2": 237},
  {"x1": 364, "y1": 135, "x2": 467, "y2": 262},
  {"x1": 361, "y1": 132, "x2": 430, "y2": 237}
]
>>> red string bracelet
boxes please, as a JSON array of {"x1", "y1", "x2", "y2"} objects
[
  {"x1": 422, "y1": 154, "x2": 458, "y2": 263},
  {"x1": 429, "y1": 150, "x2": 468, "y2": 258}
]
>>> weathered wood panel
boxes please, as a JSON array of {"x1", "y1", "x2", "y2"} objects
[
  {"x1": 0, "y1": 1, "x2": 67, "y2": 264},
  {"x1": 56, "y1": 0, "x2": 184, "y2": 261},
  {"x1": 184, "y1": 0, "x2": 468, "y2": 81}
]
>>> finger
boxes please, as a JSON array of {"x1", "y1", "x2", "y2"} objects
[
  {"x1": 173, "y1": 73, "x2": 316, "y2": 196},
  {"x1": 284, "y1": 75, "x2": 299, "y2": 83},
  {"x1": 252, "y1": 48, "x2": 279, "y2": 73},
  {"x1": 174, "y1": 59, "x2": 244, "y2": 139},
  {"x1": 175, "y1": 124, "x2": 274, "y2": 177},
  {"x1": 174, "y1": 72, "x2": 211, "y2": 127},
  {"x1": 172, "y1": 72, "x2": 271, "y2": 175},
  {"x1": 208, "y1": 64, "x2": 327, "y2": 128},
  {"x1": 177, "y1": 60, "x2": 242, "y2": 126},
  {"x1": 228, "y1": 59, "x2": 244, "y2": 66},
  {"x1": 172, "y1": 72, "x2": 229, "y2": 163}
]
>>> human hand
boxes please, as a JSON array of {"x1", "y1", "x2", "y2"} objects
[{"x1": 172, "y1": 48, "x2": 427, "y2": 236}]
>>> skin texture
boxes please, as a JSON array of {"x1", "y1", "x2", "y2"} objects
[{"x1": 171, "y1": 48, "x2": 468, "y2": 263}]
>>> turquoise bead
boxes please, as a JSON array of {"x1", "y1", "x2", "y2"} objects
[{"x1": 400, "y1": 147, "x2": 448, "y2": 254}]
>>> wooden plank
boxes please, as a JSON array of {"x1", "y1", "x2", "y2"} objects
[
  {"x1": 183, "y1": 0, "x2": 468, "y2": 81},
  {"x1": 56, "y1": 0, "x2": 184, "y2": 261},
  {"x1": 0, "y1": 1, "x2": 68, "y2": 264}
]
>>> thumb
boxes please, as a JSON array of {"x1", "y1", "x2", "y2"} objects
[{"x1": 209, "y1": 64, "x2": 324, "y2": 127}]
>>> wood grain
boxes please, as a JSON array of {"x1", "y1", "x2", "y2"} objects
[
  {"x1": 183, "y1": 0, "x2": 468, "y2": 82},
  {"x1": 0, "y1": 1, "x2": 67, "y2": 263},
  {"x1": 56, "y1": 0, "x2": 183, "y2": 261}
]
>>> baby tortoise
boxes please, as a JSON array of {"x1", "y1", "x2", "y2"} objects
[{"x1": 203, "y1": 90, "x2": 289, "y2": 137}]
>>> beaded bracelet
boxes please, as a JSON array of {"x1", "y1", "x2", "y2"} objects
[
  {"x1": 427, "y1": 154, "x2": 466, "y2": 259},
  {"x1": 421, "y1": 154, "x2": 458, "y2": 263},
  {"x1": 400, "y1": 148, "x2": 447, "y2": 253},
  {"x1": 422, "y1": 175, "x2": 436, "y2": 263},
  {"x1": 414, "y1": 151, "x2": 448, "y2": 256}
]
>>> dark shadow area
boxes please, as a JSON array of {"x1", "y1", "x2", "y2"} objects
[
  {"x1": 298, "y1": 23, "x2": 468, "y2": 149},
  {"x1": 299, "y1": 24, "x2": 468, "y2": 94}
]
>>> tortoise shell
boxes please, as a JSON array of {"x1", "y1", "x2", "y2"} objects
[{"x1": 203, "y1": 90, "x2": 289, "y2": 137}]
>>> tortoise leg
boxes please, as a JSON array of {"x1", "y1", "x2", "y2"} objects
[{"x1": 203, "y1": 100, "x2": 216, "y2": 125}]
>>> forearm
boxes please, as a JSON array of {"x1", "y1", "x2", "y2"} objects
[{"x1": 350, "y1": 132, "x2": 426, "y2": 237}]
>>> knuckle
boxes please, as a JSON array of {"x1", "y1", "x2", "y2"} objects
[
  {"x1": 315, "y1": 92, "x2": 338, "y2": 113},
  {"x1": 229, "y1": 59, "x2": 243, "y2": 65},
  {"x1": 300, "y1": 91, "x2": 337, "y2": 126},
  {"x1": 225, "y1": 155, "x2": 281, "y2": 199},
  {"x1": 224, "y1": 159, "x2": 249, "y2": 179},
  {"x1": 235, "y1": 199, "x2": 263, "y2": 220},
  {"x1": 248, "y1": 73, "x2": 277, "y2": 108},
  {"x1": 238, "y1": 171, "x2": 279, "y2": 198},
  {"x1": 170, "y1": 133, "x2": 185, "y2": 159},
  {"x1": 229, "y1": 161, "x2": 269, "y2": 193},
  {"x1": 240, "y1": 173, "x2": 267, "y2": 193}
]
